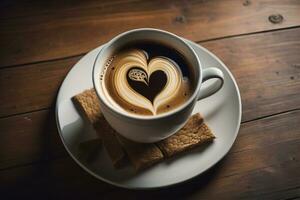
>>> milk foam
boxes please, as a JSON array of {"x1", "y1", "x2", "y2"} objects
[{"x1": 100, "y1": 42, "x2": 193, "y2": 116}]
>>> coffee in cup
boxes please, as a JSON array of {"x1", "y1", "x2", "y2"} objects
[
  {"x1": 93, "y1": 28, "x2": 224, "y2": 143},
  {"x1": 100, "y1": 41, "x2": 195, "y2": 116}
]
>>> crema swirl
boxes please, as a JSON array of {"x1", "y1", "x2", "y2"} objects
[{"x1": 100, "y1": 41, "x2": 194, "y2": 116}]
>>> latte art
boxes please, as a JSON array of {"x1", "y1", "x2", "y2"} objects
[
  {"x1": 101, "y1": 42, "x2": 193, "y2": 116},
  {"x1": 128, "y1": 68, "x2": 148, "y2": 85}
]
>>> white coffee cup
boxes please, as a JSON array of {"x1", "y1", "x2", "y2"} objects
[{"x1": 93, "y1": 28, "x2": 224, "y2": 143}]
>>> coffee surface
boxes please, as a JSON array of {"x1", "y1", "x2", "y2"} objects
[{"x1": 101, "y1": 41, "x2": 194, "y2": 116}]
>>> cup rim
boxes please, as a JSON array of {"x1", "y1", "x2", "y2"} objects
[{"x1": 93, "y1": 28, "x2": 202, "y2": 120}]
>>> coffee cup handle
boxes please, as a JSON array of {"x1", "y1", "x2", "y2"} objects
[{"x1": 197, "y1": 67, "x2": 224, "y2": 100}]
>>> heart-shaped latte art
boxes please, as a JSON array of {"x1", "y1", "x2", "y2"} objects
[
  {"x1": 127, "y1": 67, "x2": 167, "y2": 104},
  {"x1": 111, "y1": 49, "x2": 182, "y2": 115}
]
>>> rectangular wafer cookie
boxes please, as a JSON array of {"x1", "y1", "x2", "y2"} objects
[
  {"x1": 72, "y1": 89, "x2": 102, "y2": 125},
  {"x1": 73, "y1": 89, "x2": 126, "y2": 167},
  {"x1": 73, "y1": 89, "x2": 215, "y2": 170},
  {"x1": 73, "y1": 89, "x2": 164, "y2": 169},
  {"x1": 157, "y1": 113, "x2": 215, "y2": 157},
  {"x1": 117, "y1": 136, "x2": 164, "y2": 170}
]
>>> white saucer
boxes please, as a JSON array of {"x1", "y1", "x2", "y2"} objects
[{"x1": 56, "y1": 40, "x2": 242, "y2": 189}]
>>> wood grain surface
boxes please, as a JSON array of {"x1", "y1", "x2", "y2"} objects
[
  {"x1": 1, "y1": 0, "x2": 300, "y2": 67},
  {"x1": 201, "y1": 28, "x2": 300, "y2": 122},
  {"x1": 1, "y1": 28, "x2": 299, "y2": 119},
  {"x1": 1, "y1": 110, "x2": 299, "y2": 199},
  {"x1": 0, "y1": 57, "x2": 79, "y2": 117},
  {"x1": 0, "y1": 110, "x2": 65, "y2": 170},
  {"x1": 1, "y1": 0, "x2": 300, "y2": 199}
]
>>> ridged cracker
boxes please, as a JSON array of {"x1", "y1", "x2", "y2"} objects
[
  {"x1": 73, "y1": 89, "x2": 126, "y2": 167},
  {"x1": 117, "y1": 136, "x2": 164, "y2": 170},
  {"x1": 157, "y1": 113, "x2": 215, "y2": 157},
  {"x1": 73, "y1": 89, "x2": 215, "y2": 170},
  {"x1": 73, "y1": 89, "x2": 163, "y2": 169}
]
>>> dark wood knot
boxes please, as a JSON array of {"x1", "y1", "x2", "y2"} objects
[
  {"x1": 243, "y1": 0, "x2": 251, "y2": 6},
  {"x1": 268, "y1": 14, "x2": 283, "y2": 24},
  {"x1": 175, "y1": 15, "x2": 186, "y2": 23}
]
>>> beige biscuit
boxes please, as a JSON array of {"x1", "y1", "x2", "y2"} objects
[
  {"x1": 72, "y1": 89, "x2": 102, "y2": 125},
  {"x1": 157, "y1": 113, "x2": 215, "y2": 157},
  {"x1": 94, "y1": 119, "x2": 127, "y2": 168},
  {"x1": 73, "y1": 89, "x2": 215, "y2": 170},
  {"x1": 117, "y1": 136, "x2": 164, "y2": 171},
  {"x1": 73, "y1": 89, "x2": 126, "y2": 168},
  {"x1": 73, "y1": 89, "x2": 163, "y2": 169}
]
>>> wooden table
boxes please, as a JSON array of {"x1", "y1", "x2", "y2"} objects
[{"x1": 1, "y1": 0, "x2": 300, "y2": 199}]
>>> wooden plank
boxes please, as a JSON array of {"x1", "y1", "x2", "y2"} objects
[
  {"x1": 0, "y1": 157, "x2": 114, "y2": 199},
  {"x1": 1, "y1": 110, "x2": 299, "y2": 199},
  {"x1": 95, "y1": 110, "x2": 300, "y2": 199},
  {"x1": 104, "y1": 165, "x2": 300, "y2": 199},
  {"x1": 201, "y1": 28, "x2": 300, "y2": 122},
  {"x1": 1, "y1": 28, "x2": 300, "y2": 120},
  {"x1": 104, "y1": 110, "x2": 300, "y2": 199},
  {"x1": 1, "y1": 0, "x2": 300, "y2": 67},
  {"x1": 0, "y1": 110, "x2": 66, "y2": 170},
  {"x1": 0, "y1": 56, "x2": 79, "y2": 117}
]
